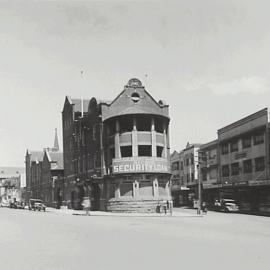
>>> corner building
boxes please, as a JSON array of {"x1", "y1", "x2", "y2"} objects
[{"x1": 62, "y1": 78, "x2": 172, "y2": 212}]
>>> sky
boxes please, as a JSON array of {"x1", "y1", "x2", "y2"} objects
[{"x1": 1, "y1": 0, "x2": 270, "y2": 167}]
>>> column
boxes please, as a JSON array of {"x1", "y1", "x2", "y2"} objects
[
  {"x1": 153, "y1": 178, "x2": 159, "y2": 198},
  {"x1": 163, "y1": 121, "x2": 167, "y2": 158},
  {"x1": 115, "y1": 120, "x2": 121, "y2": 158},
  {"x1": 132, "y1": 116, "x2": 138, "y2": 157},
  {"x1": 151, "y1": 117, "x2": 157, "y2": 157}
]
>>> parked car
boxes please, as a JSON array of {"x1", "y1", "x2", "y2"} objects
[
  {"x1": 0, "y1": 200, "x2": 10, "y2": 207},
  {"x1": 214, "y1": 199, "x2": 239, "y2": 213},
  {"x1": 15, "y1": 201, "x2": 25, "y2": 209},
  {"x1": 29, "y1": 199, "x2": 46, "y2": 211}
]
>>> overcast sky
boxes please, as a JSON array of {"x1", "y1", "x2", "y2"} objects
[{"x1": 1, "y1": 0, "x2": 270, "y2": 167}]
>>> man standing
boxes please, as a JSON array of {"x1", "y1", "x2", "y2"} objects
[{"x1": 82, "y1": 196, "x2": 91, "y2": 216}]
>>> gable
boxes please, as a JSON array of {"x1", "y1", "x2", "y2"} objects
[{"x1": 101, "y1": 78, "x2": 169, "y2": 121}]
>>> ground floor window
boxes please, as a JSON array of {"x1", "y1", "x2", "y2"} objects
[
  {"x1": 139, "y1": 180, "x2": 153, "y2": 197},
  {"x1": 120, "y1": 182, "x2": 133, "y2": 197}
]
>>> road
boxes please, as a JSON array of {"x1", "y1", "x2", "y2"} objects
[{"x1": 0, "y1": 207, "x2": 269, "y2": 270}]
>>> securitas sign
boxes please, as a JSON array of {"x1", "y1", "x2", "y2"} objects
[{"x1": 112, "y1": 157, "x2": 170, "y2": 174}]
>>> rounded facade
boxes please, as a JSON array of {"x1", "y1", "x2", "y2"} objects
[{"x1": 103, "y1": 79, "x2": 172, "y2": 213}]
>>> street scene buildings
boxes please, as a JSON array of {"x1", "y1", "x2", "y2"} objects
[
  {"x1": 0, "y1": 167, "x2": 25, "y2": 206},
  {"x1": 61, "y1": 78, "x2": 172, "y2": 212},
  {"x1": 171, "y1": 108, "x2": 270, "y2": 215},
  {"x1": 25, "y1": 129, "x2": 64, "y2": 207}
]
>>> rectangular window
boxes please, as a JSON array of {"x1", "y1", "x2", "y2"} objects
[
  {"x1": 120, "y1": 182, "x2": 133, "y2": 197},
  {"x1": 243, "y1": 159, "x2": 252, "y2": 174},
  {"x1": 156, "y1": 146, "x2": 163, "y2": 157},
  {"x1": 221, "y1": 143, "x2": 229, "y2": 155},
  {"x1": 230, "y1": 140, "x2": 238, "y2": 153},
  {"x1": 121, "y1": 146, "x2": 132, "y2": 157},
  {"x1": 242, "y1": 136, "x2": 251, "y2": 149},
  {"x1": 209, "y1": 168, "x2": 217, "y2": 179},
  {"x1": 191, "y1": 173, "x2": 194, "y2": 182},
  {"x1": 139, "y1": 180, "x2": 153, "y2": 197},
  {"x1": 202, "y1": 171, "x2": 207, "y2": 181},
  {"x1": 172, "y1": 161, "x2": 179, "y2": 171},
  {"x1": 255, "y1": 157, "x2": 265, "y2": 172},
  {"x1": 180, "y1": 162, "x2": 183, "y2": 170},
  {"x1": 186, "y1": 158, "x2": 189, "y2": 166},
  {"x1": 231, "y1": 162, "x2": 240, "y2": 176},
  {"x1": 93, "y1": 124, "x2": 97, "y2": 141},
  {"x1": 138, "y1": 145, "x2": 151, "y2": 157},
  {"x1": 222, "y1": 165, "x2": 229, "y2": 177},
  {"x1": 253, "y1": 131, "x2": 264, "y2": 145},
  {"x1": 190, "y1": 155, "x2": 194, "y2": 165},
  {"x1": 187, "y1": 174, "x2": 190, "y2": 183}
]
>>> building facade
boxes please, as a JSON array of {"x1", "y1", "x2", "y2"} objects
[
  {"x1": 217, "y1": 108, "x2": 270, "y2": 213},
  {"x1": 25, "y1": 130, "x2": 63, "y2": 206},
  {"x1": 0, "y1": 167, "x2": 25, "y2": 204},
  {"x1": 199, "y1": 140, "x2": 219, "y2": 203},
  {"x1": 62, "y1": 78, "x2": 172, "y2": 212},
  {"x1": 170, "y1": 143, "x2": 201, "y2": 206}
]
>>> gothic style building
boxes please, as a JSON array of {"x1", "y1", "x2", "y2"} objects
[
  {"x1": 61, "y1": 78, "x2": 172, "y2": 212},
  {"x1": 25, "y1": 129, "x2": 63, "y2": 206}
]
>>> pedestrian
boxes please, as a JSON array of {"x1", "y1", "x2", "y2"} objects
[
  {"x1": 82, "y1": 197, "x2": 91, "y2": 216},
  {"x1": 202, "y1": 202, "x2": 207, "y2": 214}
]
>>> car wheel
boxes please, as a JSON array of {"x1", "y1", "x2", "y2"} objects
[{"x1": 225, "y1": 207, "x2": 229, "y2": 213}]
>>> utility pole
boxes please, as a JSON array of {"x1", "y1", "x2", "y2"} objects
[
  {"x1": 197, "y1": 163, "x2": 201, "y2": 215},
  {"x1": 197, "y1": 150, "x2": 205, "y2": 215}
]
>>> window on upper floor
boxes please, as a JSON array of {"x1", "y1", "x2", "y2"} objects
[
  {"x1": 243, "y1": 159, "x2": 252, "y2": 174},
  {"x1": 231, "y1": 162, "x2": 240, "y2": 176},
  {"x1": 230, "y1": 140, "x2": 238, "y2": 153},
  {"x1": 221, "y1": 143, "x2": 229, "y2": 155},
  {"x1": 222, "y1": 165, "x2": 229, "y2": 177},
  {"x1": 242, "y1": 135, "x2": 252, "y2": 149},
  {"x1": 121, "y1": 146, "x2": 132, "y2": 158},
  {"x1": 253, "y1": 131, "x2": 264, "y2": 145},
  {"x1": 155, "y1": 117, "x2": 164, "y2": 133},
  {"x1": 191, "y1": 173, "x2": 194, "y2": 182},
  {"x1": 202, "y1": 170, "x2": 207, "y2": 181},
  {"x1": 255, "y1": 157, "x2": 265, "y2": 172},
  {"x1": 172, "y1": 161, "x2": 179, "y2": 171},
  {"x1": 92, "y1": 124, "x2": 97, "y2": 141},
  {"x1": 138, "y1": 145, "x2": 152, "y2": 157},
  {"x1": 107, "y1": 120, "x2": 116, "y2": 136},
  {"x1": 186, "y1": 158, "x2": 189, "y2": 166},
  {"x1": 119, "y1": 116, "x2": 133, "y2": 133},
  {"x1": 136, "y1": 116, "x2": 151, "y2": 131},
  {"x1": 190, "y1": 155, "x2": 194, "y2": 165},
  {"x1": 156, "y1": 146, "x2": 163, "y2": 157},
  {"x1": 180, "y1": 161, "x2": 183, "y2": 170}
]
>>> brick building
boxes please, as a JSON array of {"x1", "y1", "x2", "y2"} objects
[
  {"x1": 61, "y1": 78, "x2": 172, "y2": 212},
  {"x1": 25, "y1": 129, "x2": 63, "y2": 206}
]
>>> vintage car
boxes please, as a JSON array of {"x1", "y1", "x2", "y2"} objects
[
  {"x1": 0, "y1": 200, "x2": 10, "y2": 208},
  {"x1": 214, "y1": 199, "x2": 239, "y2": 213},
  {"x1": 29, "y1": 199, "x2": 46, "y2": 211}
]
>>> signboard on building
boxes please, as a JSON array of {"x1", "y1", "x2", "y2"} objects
[
  {"x1": 112, "y1": 157, "x2": 170, "y2": 174},
  {"x1": 249, "y1": 180, "x2": 270, "y2": 186}
]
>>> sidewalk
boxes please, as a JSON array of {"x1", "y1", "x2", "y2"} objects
[{"x1": 46, "y1": 207, "x2": 203, "y2": 218}]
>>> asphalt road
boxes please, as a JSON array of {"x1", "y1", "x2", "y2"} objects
[{"x1": 0, "y1": 207, "x2": 269, "y2": 270}]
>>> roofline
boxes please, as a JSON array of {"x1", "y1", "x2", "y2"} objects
[{"x1": 218, "y1": 108, "x2": 268, "y2": 135}]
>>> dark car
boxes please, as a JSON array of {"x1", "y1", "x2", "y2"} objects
[
  {"x1": 214, "y1": 199, "x2": 239, "y2": 213},
  {"x1": 29, "y1": 199, "x2": 46, "y2": 211}
]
